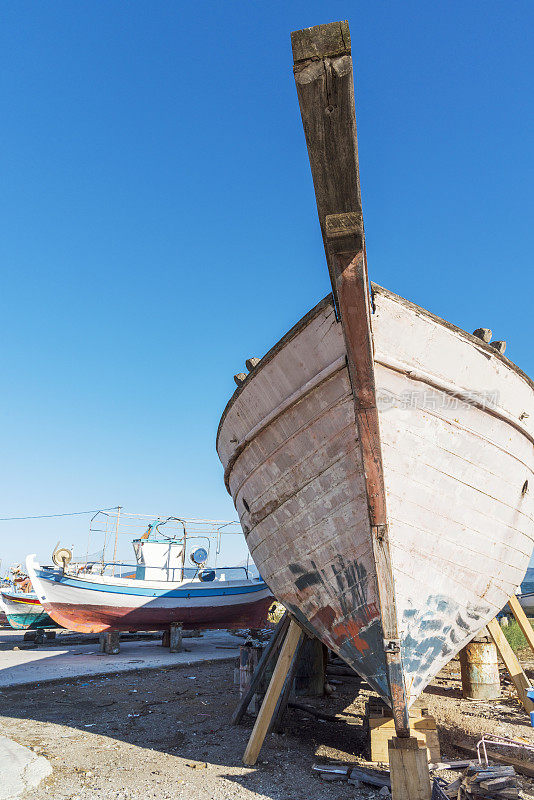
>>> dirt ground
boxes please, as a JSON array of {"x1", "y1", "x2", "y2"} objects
[{"x1": 3, "y1": 649, "x2": 534, "y2": 800}]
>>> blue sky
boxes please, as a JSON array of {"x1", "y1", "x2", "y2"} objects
[{"x1": 1, "y1": 1, "x2": 533, "y2": 569}]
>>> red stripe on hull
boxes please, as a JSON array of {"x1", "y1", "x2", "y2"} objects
[
  {"x1": 2, "y1": 594, "x2": 41, "y2": 606},
  {"x1": 43, "y1": 597, "x2": 273, "y2": 634}
]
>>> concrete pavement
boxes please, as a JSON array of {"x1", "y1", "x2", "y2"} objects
[
  {"x1": 0, "y1": 628, "x2": 240, "y2": 688},
  {"x1": 0, "y1": 736, "x2": 52, "y2": 799}
]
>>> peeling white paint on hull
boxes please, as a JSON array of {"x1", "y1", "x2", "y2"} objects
[{"x1": 217, "y1": 284, "x2": 534, "y2": 707}]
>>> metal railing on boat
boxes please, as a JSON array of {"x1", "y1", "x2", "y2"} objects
[{"x1": 65, "y1": 563, "x2": 256, "y2": 582}]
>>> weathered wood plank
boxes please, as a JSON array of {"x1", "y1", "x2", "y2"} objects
[
  {"x1": 243, "y1": 619, "x2": 304, "y2": 766},
  {"x1": 232, "y1": 611, "x2": 289, "y2": 725},
  {"x1": 487, "y1": 617, "x2": 534, "y2": 712},
  {"x1": 269, "y1": 631, "x2": 306, "y2": 733},
  {"x1": 508, "y1": 594, "x2": 534, "y2": 655}
]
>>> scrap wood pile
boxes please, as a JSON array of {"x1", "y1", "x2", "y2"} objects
[
  {"x1": 439, "y1": 764, "x2": 520, "y2": 799},
  {"x1": 314, "y1": 761, "x2": 523, "y2": 799}
]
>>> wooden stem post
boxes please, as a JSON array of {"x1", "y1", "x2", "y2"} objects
[
  {"x1": 242, "y1": 619, "x2": 304, "y2": 766},
  {"x1": 291, "y1": 19, "x2": 409, "y2": 736},
  {"x1": 487, "y1": 617, "x2": 534, "y2": 713}
]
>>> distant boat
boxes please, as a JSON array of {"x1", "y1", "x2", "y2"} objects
[
  {"x1": 516, "y1": 567, "x2": 534, "y2": 616},
  {"x1": 26, "y1": 517, "x2": 272, "y2": 634},
  {"x1": 216, "y1": 21, "x2": 534, "y2": 735},
  {"x1": 0, "y1": 593, "x2": 8, "y2": 625},
  {"x1": 1, "y1": 590, "x2": 57, "y2": 630}
]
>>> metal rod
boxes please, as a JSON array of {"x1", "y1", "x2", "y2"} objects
[{"x1": 112, "y1": 506, "x2": 122, "y2": 566}]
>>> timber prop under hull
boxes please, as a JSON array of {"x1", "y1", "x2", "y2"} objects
[{"x1": 217, "y1": 284, "x2": 534, "y2": 708}]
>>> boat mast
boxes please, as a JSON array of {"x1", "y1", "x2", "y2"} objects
[
  {"x1": 112, "y1": 506, "x2": 122, "y2": 566},
  {"x1": 291, "y1": 21, "x2": 410, "y2": 736}
]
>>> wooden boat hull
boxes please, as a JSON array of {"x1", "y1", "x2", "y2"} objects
[
  {"x1": 27, "y1": 556, "x2": 273, "y2": 634},
  {"x1": 217, "y1": 285, "x2": 534, "y2": 706},
  {"x1": 1, "y1": 591, "x2": 57, "y2": 630}
]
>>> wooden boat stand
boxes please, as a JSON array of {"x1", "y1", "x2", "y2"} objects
[
  {"x1": 236, "y1": 614, "x2": 432, "y2": 798},
  {"x1": 98, "y1": 623, "x2": 185, "y2": 655},
  {"x1": 485, "y1": 595, "x2": 534, "y2": 713},
  {"x1": 234, "y1": 614, "x2": 305, "y2": 766},
  {"x1": 235, "y1": 598, "x2": 534, "y2": 799}
]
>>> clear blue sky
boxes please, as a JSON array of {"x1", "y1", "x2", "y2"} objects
[{"x1": 1, "y1": 1, "x2": 533, "y2": 569}]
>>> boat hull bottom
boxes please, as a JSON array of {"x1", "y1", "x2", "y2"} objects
[
  {"x1": 5, "y1": 612, "x2": 57, "y2": 630},
  {"x1": 42, "y1": 597, "x2": 273, "y2": 634}
]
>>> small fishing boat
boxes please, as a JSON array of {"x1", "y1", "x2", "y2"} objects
[
  {"x1": 1, "y1": 590, "x2": 56, "y2": 630},
  {"x1": 216, "y1": 21, "x2": 534, "y2": 735},
  {"x1": 27, "y1": 515, "x2": 272, "y2": 634}
]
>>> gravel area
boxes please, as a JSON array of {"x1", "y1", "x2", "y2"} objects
[{"x1": 2, "y1": 648, "x2": 534, "y2": 799}]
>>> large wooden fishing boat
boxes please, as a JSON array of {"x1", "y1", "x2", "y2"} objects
[{"x1": 217, "y1": 21, "x2": 534, "y2": 735}]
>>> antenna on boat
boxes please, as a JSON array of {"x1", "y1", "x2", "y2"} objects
[{"x1": 112, "y1": 506, "x2": 122, "y2": 566}]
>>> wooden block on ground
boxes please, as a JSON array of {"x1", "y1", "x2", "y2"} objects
[
  {"x1": 368, "y1": 698, "x2": 429, "y2": 718},
  {"x1": 370, "y1": 713, "x2": 440, "y2": 764},
  {"x1": 388, "y1": 736, "x2": 431, "y2": 800},
  {"x1": 99, "y1": 631, "x2": 120, "y2": 654},
  {"x1": 169, "y1": 622, "x2": 183, "y2": 653}
]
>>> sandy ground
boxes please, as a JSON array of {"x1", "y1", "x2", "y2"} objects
[{"x1": 2, "y1": 645, "x2": 534, "y2": 800}]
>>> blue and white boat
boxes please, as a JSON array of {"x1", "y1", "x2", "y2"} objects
[{"x1": 26, "y1": 517, "x2": 272, "y2": 634}]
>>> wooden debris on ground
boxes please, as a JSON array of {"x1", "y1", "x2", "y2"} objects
[
  {"x1": 312, "y1": 758, "x2": 524, "y2": 800},
  {"x1": 440, "y1": 763, "x2": 520, "y2": 799},
  {"x1": 312, "y1": 762, "x2": 391, "y2": 790}
]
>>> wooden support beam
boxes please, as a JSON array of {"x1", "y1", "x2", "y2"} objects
[
  {"x1": 388, "y1": 736, "x2": 431, "y2": 800},
  {"x1": 242, "y1": 619, "x2": 304, "y2": 766},
  {"x1": 295, "y1": 636, "x2": 325, "y2": 696},
  {"x1": 269, "y1": 631, "x2": 305, "y2": 733},
  {"x1": 508, "y1": 594, "x2": 534, "y2": 655},
  {"x1": 232, "y1": 611, "x2": 289, "y2": 725},
  {"x1": 486, "y1": 617, "x2": 534, "y2": 713}
]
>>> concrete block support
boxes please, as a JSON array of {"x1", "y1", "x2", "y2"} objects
[
  {"x1": 169, "y1": 623, "x2": 183, "y2": 653},
  {"x1": 99, "y1": 631, "x2": 120, "y2": 654}
]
